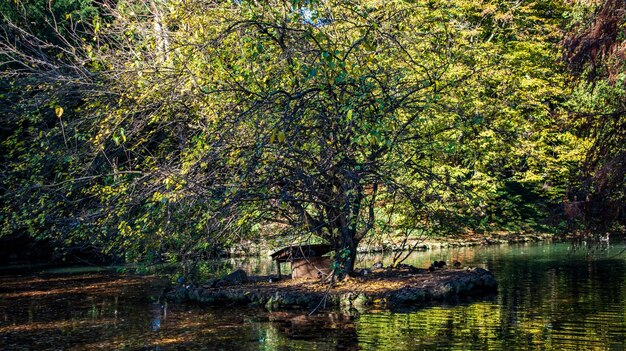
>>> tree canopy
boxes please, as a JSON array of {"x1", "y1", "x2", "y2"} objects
[{"x1": 0, "y1": 0, "x2": 617, "y2": 273}]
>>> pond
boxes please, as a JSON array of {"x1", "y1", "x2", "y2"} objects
[{"x1": 2, "y1": 242, "x2": 626, "y2": 350}]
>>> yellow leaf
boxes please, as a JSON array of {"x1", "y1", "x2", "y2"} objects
[
  {"x1": 346, "y1": 109, "x2": 353, "y2": 121},
  {"x1": 270, "y1": 133, "x2": 276, "y2": 144},
  {"x1": 55, "y1": 106, "x2": 64, "y2": 118},
  {"x1": 277, "y1": 131, "x2": 286, "y2": 143}
]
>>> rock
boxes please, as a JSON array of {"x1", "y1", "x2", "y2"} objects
[
  {"x1": 359, "y1": 268, "x2": 372, "y2": 276},
  {"x1": 395, "y1": 263, "x2": 419, "y2": 273},
  {"x1": 188, "y1": 288, "x2": 201, "y2": 301},
  {"x1": 264, "y1": 291, "x2": 325, "y2": 310},
  {"x1": 166, "y1": 286, "x2": 189, "y2": 302},
  {"x1": 214, "y1": 269, "x2": 248, "y2": 287},
  {"x1": 203, "y1": 278, "x2": 218, "y2": 288},
  {"x1": 432, "y1": 260, "x2": 446, "y2": 268},
  {"x1": 372, "y1": 261, "x2": 384, "y2": 270},
  {"x1": 388, "y1": 287, "x2": 427, "y2": 307},
  {"x1": 340, "y1": 292, "x2": 371, "y2": 311},
  {"x1": 473, "y1": 267, "x2": 497, "y2": 289}
]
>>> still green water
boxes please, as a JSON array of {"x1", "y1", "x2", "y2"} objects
[{"x1": 1, "y1": 242, "x2": 626, "y2": 350}]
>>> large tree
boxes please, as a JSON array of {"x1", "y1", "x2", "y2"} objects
[
  {"x1": 0, "y1": 0, "x2": 577, "y2": 271},
  {"x1": 83, "y1": 0, "x2": 573, "y2": 275}
]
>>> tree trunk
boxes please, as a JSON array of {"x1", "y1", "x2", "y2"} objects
[
  {"x1": 345, "y1": 242, "x2": 358, "y2": 275},
  {"x1": 333, "y1": 229, "x2": 359, "y2": 279}
]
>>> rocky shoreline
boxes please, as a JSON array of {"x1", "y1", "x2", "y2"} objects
[
  {"x1": 164, "y1": 266, "x2": 498, "y2": 312},
  {"x1": 358, "y1": 232, "x2": 555, "y2": 253},
  {"x1": 227, "y1": 232, "x2": 555, "y2": 257}
]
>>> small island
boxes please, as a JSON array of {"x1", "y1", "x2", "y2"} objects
[{"x1": 165, "y1": 265, "x2": 497, "y2": 311}]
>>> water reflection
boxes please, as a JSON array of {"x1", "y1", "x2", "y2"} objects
[
  {"x1": 2, "y1": 243, "x2": 626, "y2": 350},
  {"x1": 255, "y1": 312, "x2": 360, "y2": 350},
  {"x1": 354, "y1": 243, "x2": 626, "y2": 351}
]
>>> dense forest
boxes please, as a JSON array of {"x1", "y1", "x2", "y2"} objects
[{"x1": 0, "y1": 0, "x2": 624, "y2": 275}]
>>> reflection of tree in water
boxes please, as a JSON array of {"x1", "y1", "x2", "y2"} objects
[
  {"x1": 354, "y1": 303, "x2": 500, "y2": 350},
  {"x1": 257, "y1": 311, "x2": 359, "y2": 350},
  {"x1": 497, "y1": 255, "x2": 626, "y2": 313},
  {"x1": 351, "y1": 244, "x2": 626, "y2": 350},
  {"x1": 479, "y1": 246, "x2": 626, "y2": 350}
]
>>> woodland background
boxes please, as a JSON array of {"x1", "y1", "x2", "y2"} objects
[{"x1": 0, "y1": 0, "x2": 624, "y2": 274}]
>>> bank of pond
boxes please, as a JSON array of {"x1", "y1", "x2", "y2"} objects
[{"x1": 2, "y1": 241, "x2": 626, "y2": 350}]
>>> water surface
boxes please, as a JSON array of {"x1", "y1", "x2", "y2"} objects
[{"x1": 2, "y1": 242, "x2": 626, "y2": 350}]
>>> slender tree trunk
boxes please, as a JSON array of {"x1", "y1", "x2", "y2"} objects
[
  {"x1": 345, "y1": 240, "x2": 358, "y2": 275},
  {"x1": 333, "y1": 227, "x2": 359, "y2": 279}
]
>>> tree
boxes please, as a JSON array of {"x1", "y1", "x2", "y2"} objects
[
  {"x1": 1, "y1": 0, "x2": 579, "y2": 272},
  {"x1": 0, "y1": 0, "x2": 109, "y2": 262},
  {"x1": 562, "y1": 0, "x2": 626, "y2": 234},
  {"x1": 82, "y1": 0, "x2": 573, "y2": 275}
]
